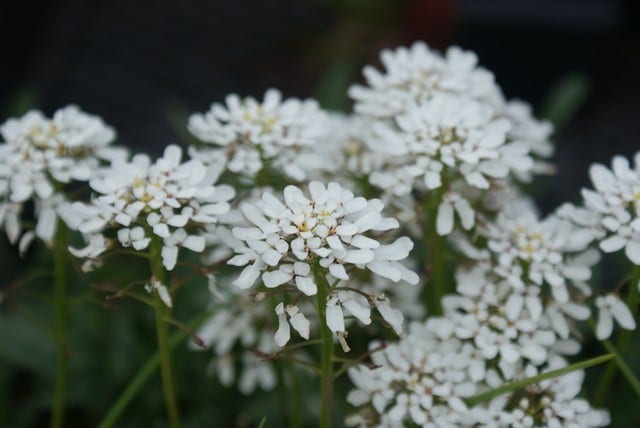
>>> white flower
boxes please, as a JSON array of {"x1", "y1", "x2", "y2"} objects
[
  {"x1": 372, "y1": 94, "x2": 533, "y2": 188},
  {"x1": 349, "y1": 42, "x2": 498, "y2": 118},
  {"x1": 70, "y1": 144, "x2": 234, "y2": 270},
  {"x1": 469, "y1": 201, "x2": 597, "y2": 303},
  {"x1": 188, "y1": 88, "x2": 328, "y2": 181},
  {"x1": 229, "y1": 181, "x2": 418, "y2": 346},
  {"x1": 346, "y1": 319, "x2": 484, "y2": 427},
  {"x1": 595, "y1": 294, "x2": 636, "y2": 340},
  {"x1": 0, "y1": 106, "x2": 121, "y2": 247},
  {"x1": 274, "y1": 302, "x2": 310, "y2": 346},
  {"x1": 579, "y1": 153, "x2": 640, "y2": 264},
  {"x1": 144, "y1": 278, "x2": 173, "y2": 308}
]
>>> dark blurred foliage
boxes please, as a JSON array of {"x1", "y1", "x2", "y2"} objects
[{"x1": 1, "y1": 1, "x2": 639, "y2": 427}]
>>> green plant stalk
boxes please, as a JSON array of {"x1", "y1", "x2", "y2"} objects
[
  {"x1": 312, "y1": 262, "x2": 334, "y2": 428},
  {"x1": 593, "y1": 266, "x2": 640, "y2": 405},
  {"x1": 423, "y1": 187, "x2": 446, "y2": 316},
  {"x1": 465, "y1": 353, "x2": 615, "y2": 406},
  {"x1": 288, "y1": 361, "x2": 302, "y2": 428},
  {"x1": 149, "y1": 240, "x2": 180, "y2": 428},
  {"x1": 97, "y1": 311, "x2": 211, "y2": 428},
  {"x1": 51, "y1": 221, "x2": 69, "y2": 428}
]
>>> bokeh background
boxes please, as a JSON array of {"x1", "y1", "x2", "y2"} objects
[{"x1": 1, "y1": 0, "x2": 639, "y2": 427}]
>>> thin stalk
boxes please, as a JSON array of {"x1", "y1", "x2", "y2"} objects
[
  {"x1": 149, "y1": 239, "x2": 180, "y2": 428},
  {"x1": 593, "y1": 266, "x2": 640, "y2": 405},
  {"x1": 423, "y1": 187, "x2": 446, "y2": 315},
  {"x1": 288, "y1": 361, "x2": 302, "y2": 428},
  {"x1": 51, "y1": 220, "x2": 69, "y2": 428},
  {"x1": 312, "y1": 262, "x2": 334, "y2": 428},
  {"x1": 465, "y1": 353, "x2": 614, "y2": 406},
  {"x1": 97, "y1": 311, "x2": 211, "y2": 428}
]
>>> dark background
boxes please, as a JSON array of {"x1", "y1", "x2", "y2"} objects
[{"x1": 1, "y1": 1, "x2": 639, "y2": 426}]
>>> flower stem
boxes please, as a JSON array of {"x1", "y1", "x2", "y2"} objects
[
  {"x1": 149, "y1": 239, "x2": 180, "y2": 428},
  {"x1": 593, "y1": 265, "x2": 640, "y2": 405},
  {"x1": 97, "y1": 311, "x2": 211, "y2": 428},
  {"x1": 51, "y1": 221, "x2": 69, "y2": 428},
  {"x1": 288, "y1": 361, "x2": 302, "y2": 428},
  {"x1": 423, "y1": 188, "x2": 446, "y2": 316},
  {"x1": 312, "y1": 263, "x2": 334, "y2": 428}
]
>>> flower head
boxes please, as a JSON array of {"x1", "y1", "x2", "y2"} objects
[
  {"x1": 70, "y1": 144, "x2": 234, "y2": 270},
  {"x1": 188, "y1": 88, "x2": 328, "y2": 181},
  {"x1": 229, "y1": 181, "x2": 418, "y2": 346},
  {"x1": 578, "y1": 153, "x2": 640, "y2": 264},
  {"x1": 0, "y1": 106, "x2": 121, "y2": 246}
]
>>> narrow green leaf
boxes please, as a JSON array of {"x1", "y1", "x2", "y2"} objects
[
  {"x1": 257, "y1": 416, "x2": 267, "y2": 428},
  {"x1": 465, "y1": 353, "x2": 614, "y2": 406},
  {"x1": 540, "y1": 72, "x2": 590, "y2": 133}
]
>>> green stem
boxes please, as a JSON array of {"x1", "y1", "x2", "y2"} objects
[
  {"x1": 288, "y1": 361, "x2": 302, "y2": 428},
  {"x1": 97, "y1": 311, "x2": 211, "y2": 428},
  {"x1": 597, "y1": 338, "x2": 640, "y2": 401},
  {"x1": 51, "y1": 221, "x2": 69, "y2": 428},
  {"x1": 149, "y1": 240, "x2": 180, "y2": 428},
  {"x1": 465, "y1": 353, "x2": 614, "y2": 406},
  {"x1": 593, "y1": 266, "x2": 640, "y2": 405},
  {"x1": 423, "y1": 187, "x2": 446, "y2": 316},
  {"x1": 312, "y1": 263, "x2": 333, "y2": 428}
]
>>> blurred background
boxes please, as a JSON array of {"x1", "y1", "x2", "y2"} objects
[{"x1": 0, "y1": 0, "x2": 639, "y2": 426}]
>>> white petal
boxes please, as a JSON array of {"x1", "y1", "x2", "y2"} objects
[
  {"x1": 289, "y1": 312, "x2": 310, "y2": 340},
  {"x1": 599, "y1": 235, "x2": 627, "y2": 253},
  {"x1": 612, "y1": 299, "x2": 636, "y2": 330},
  {"x1": 161, "y1": 245, "x2": 179, "y2": 270},
  {"x1": 262, "y1": 269, "x2": 293, "y2": 288},
  {"x1": 295, "y1": 276, "x2": 317, "y2": 296},
  {"x1": 436, "y1": 202, "x2": 454, "y2": 235},
  {"x1": 626, "y1": 241, "x2": 640, "y2": 265},
  {"x1": 596, "y1": 309, "x2": 614, "y2": 340},
  {"x1": 233, "y1": 264, "x2": 260, "y2": 289}
]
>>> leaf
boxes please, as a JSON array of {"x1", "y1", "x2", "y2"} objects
[
  {"x1": 313, "y1": 57, "x2": 358, "y2": 111},
  {"x1": 540, "y1": 72, "x2": 590, "y2": 133},
  {"x1": 257, "y1": 416, "x2": 267, "y2": 428},
  {"x1": 465, "y1": 353, "x2": 615, "y2": 406}
]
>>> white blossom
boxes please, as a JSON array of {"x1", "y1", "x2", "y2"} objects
[
  {"x1": 188, "y1": 88, "x2": 329, "y2": 181},
  {"x1": 595, "y1": 294, "x2": 636, "y2": 340},
  {"x1": 577, "y1": 153, "x2": 640, "y2": 264},
  {"x1": 0, "y1": 106, "x2": 121, "y2": 248},
  {"x1": 229, "y1": 181, "x2": 418, "y2": 346},
  {"x1": 349, "y1": 42, "x2": 498, "y2": 119},
  {"x1": 70, "y1": 144, "x2": 234, "y2": 270}
]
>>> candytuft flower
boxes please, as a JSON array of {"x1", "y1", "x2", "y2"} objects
[
  {"x1": 70, "y1": 144, "x2": 234, "y2": 270},
  {"x1": 228, "y1": 181, "x2": 418, "y2": 346},
  {"x1": 0, "y1": 105, "x2": 121, "y2": 247},
  {"x1": 188, "y1": 88, "x2": 328, "y2": 182}
]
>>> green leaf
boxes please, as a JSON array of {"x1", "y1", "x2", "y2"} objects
[
  {"x1": 465, "y1": 353, "x2": 615, "y2": 406},
  {"x1": 257, "y1": 416, "x2": 267, "y2": 428},
  {"x1": 540, "y1": 72, "x2": 590, "y2": 133},
  {"x1": 313, "y1": 57, "x2": 358, "y2": 111}
]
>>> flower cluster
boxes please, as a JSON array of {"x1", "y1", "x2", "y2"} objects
[
  {"x1": 228, "y1": 181, "x2": 418, "y2": 347},
  {"x1": 570, "y1": 153, "x2": 640, "y2": 264},
  {"x1": 346, "y1": 318, "x2": 609, "y2": 428},
  {"x1": 0, "y1": 105, "x2": 121, "y2": 247},
  {"x1": 348, "y1": 42, "x2": 553, "y2": 235},
  {"x1": 188, "y1": 89, "x2": 329, "y2": 182},
  {"x1": 70, "y1": 145, "x2": 234, "y2": 271}
]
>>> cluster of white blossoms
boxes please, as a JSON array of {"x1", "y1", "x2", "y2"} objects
[
  {"x1": 0, "y1": 105, "x2": 122, "y2": 247},
  {"x1": 346, "y1": 318, "x2": 609, "y2": 428},
  {"x1": 567, "y1": 153, "x2": 640, "y2": 265},
  {"x1": 69, "y1": 145, "x2": 234, "y2": 273},
  {"x1": 188, "y1": 89, "x2": 329, "y2": 182},
  {"x1": 348, "y1": 42, "x2": 553, "y2": 236},
  {"x1": 228, "y1": 181, "x2": 418, "y2": 347},
  {"x1": 193, "y1": 283, "x2": 280, "y2": 394}
]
